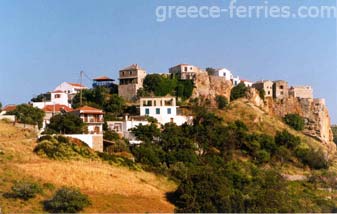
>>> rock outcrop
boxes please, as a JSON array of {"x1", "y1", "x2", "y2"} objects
[
  {"x1": 247, "y1": 88, "x2": 335, "y2": 150},
  {"x1": 191, "y1": 73, "x2": 232, "y2": 106}
]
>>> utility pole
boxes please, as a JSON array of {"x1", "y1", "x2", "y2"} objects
[{"x1": 80, "y1": 70, "x2": 83, "y2": 106}]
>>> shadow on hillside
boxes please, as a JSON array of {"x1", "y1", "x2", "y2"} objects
[{"x1": 165, "y1": 191, "x2": 178, "y2": 206}]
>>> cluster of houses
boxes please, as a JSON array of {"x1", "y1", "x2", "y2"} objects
[{"x1": 0, "y1": 63, "x2": 317, "y2": 151}]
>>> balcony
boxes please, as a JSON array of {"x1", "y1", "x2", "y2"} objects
[{"x1": 83, "y1": 118, "x2": 104, "y2": 123}]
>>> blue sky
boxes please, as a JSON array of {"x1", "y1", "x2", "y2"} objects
[{"x1": 0, "y1": 0, "x2": 336, "y2": 123}]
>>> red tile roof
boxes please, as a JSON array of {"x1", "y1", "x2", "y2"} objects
[
  {"x1": 43, "y1": 104, "x2": 73, "y2": 113},
  {"x1": 2, "y1": 105, "x2": 16, "y2": 112},
  {"x1": 73, "y1": 106, "x2": 103, "y2": 114},
  {"x1": 67, "y1": 82, "x2": 86, "y2": 88},
  {"x1": 93, "y1": 76, "x2": 114, "y2": 81}
]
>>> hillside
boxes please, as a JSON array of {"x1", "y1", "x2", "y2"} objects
[{"x1": 0, "y1": 121, "x2": 176, "y2": 213}]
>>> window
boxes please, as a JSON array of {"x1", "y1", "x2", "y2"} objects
[
  {"x1": 54, "y1": 94, "x2": 61, "y2": 98},
  {"x1": 167, "y1": 108, "x2": 171, "y2": 114},
  {"x1": 184, "y1": 67, "x2": 188, "y2": 72},
  {"x1": 145, "y1": 108, "x2": 149, "y2": 115},
  {"x1": 156, "y1": 108, "x2": 160, "y2": 114},
  {"x1": 280, "y1": 85, "x2": 284, "y2": 89}
]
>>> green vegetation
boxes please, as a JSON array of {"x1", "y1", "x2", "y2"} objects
[
  {"x1": 31, "y1": 93, "x2": 51, "y2": 102},
  {"x1": 142, "y1": 74, "x2": 194, "y2": 100},
  {"x1": 44, "y1": 113, "x2": 86, "y2": 134},
  {"x1": 34, "y1": 136, "x2": 98, "y2": 160},
  {"x1": 230, "y1": 83, "x2": 248, "y2": 101},
  {"x1": 0, "y1": 101, "x2": 2, "y2": 111},
  {"x1": 44, "y1": 187, "x2": 91, "y2": 213},
  {"x1": 258, "y1": 88, "x2": 266, "y2": 100},
  {"x1": 72, "y1": 87, "x2": 125, "y2": 116},
  {"x1": 6, "y1": 104, "x2": 45, "y2": 128},
  {"x1": 5, "y1": 181, "x2": 42, "y2": 200},
  {"x1": 129, "y1": 107, "x2": 335, "y2": 212},
  {"x1": 332, "y1": 125, "x2": 337, "y2": 144},
  {"x1": 205, "y1": 67, "x2": 217, "y2": 76},
  {"x1": 284, "y1": 114, "x2": 305, "y2": 131},
  {"x1": 215, "y1": 95, "x2": 228, "y2": 109}
]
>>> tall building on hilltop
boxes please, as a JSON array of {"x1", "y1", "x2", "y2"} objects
[{"x1": 118, "y1": 64, "x2": 147, "y2": 101}]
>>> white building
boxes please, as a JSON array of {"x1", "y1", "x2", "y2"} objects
[
  {"x1": 169, "y1": 64, "x2": 205, "y2": 80},
  {"x1": 107, "y1": 115, "x2": 149, "y2": 144},
  {"x1": 54, "y1": 82, "x2": 87, "y2": 95},
  {"x1": 241, "y1": 80, "x2": 253, "y2": 87},
  {"x1": 140, "y1": 96, "x2": 192, "y2": 126},
  {"x1": 214, "y1": 68, "x2": 233, "y2": 81},
  {"x1": 32, "y1": 90, "x2": 70, "y2": 109}
]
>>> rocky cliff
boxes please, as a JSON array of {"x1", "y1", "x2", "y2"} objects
[
  {"x1": 191, "y1": 73, "x2": 232, "y2": 106},
  {"x1": 246, "y1": 88, "x2": 335, "y2": 151},
  {"x1": 191, "y1": 75, "x2": 335, "y2": 151}
]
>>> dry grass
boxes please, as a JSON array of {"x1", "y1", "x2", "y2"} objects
[{"x1": 0, "y1": 121, "x2": 176, "y2": 213}]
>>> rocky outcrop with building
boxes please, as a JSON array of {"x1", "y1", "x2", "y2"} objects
[{"x1": 246, "y1": 88, "x2": 335, "y2": 152}]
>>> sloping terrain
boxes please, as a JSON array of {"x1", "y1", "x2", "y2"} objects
[{"x1": 0, "y1": 121, "x2": 176, "y2": 213}]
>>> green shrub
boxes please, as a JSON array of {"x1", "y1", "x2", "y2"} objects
[
  {"x1": 255, "y1": 150, "x2": 271, "y2": 164},
  {"x1": 6, "y1": 181, "x2": 42, "y2": 200},
  {"x1": 215, "y1": 95, "x2": 229, "y2": 109},
  {"x1": 296, "y1": 147, "x2": 329, "y2": 169},
  {"x1": 284, "y1": 114, "x2": 305, "y2": 131},
  {"x1": 332, "y1": 125, "x2": 337, "y2": 144},
  {"x1": 230, "y1": 83, "x2": 248, "y2": 101},
  {"x1": 34, "y1": 136, "x2": 98, "y2": 160},
  {"x1": 44, "y1": 187, "x2": 91, "y2": 213},
  {"x1": 275, "y1": 130, "x2": 301, "y2": 149}
]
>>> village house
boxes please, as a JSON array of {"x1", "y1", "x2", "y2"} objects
[
  {"x1": 118, "y1": 64, "x2": 147, "y2": 101},
  {"x1": 41, "y1": 104, "x2": 73, "y2": 130},
  {"x1": 71, "y1": 106, "x2": 104, "y2": 134},
  {"x1": 289, "y1": 86, "x2": 313, "y2": 99},
  {"x1": 32, "y1": 90, "x2": 71, "y2": 109},
  {"x1": 140, "y1": 96, "x2": 192, "y2": 125},
  {"x1": 169, "y1": 64, "x2": 205, "y2": 80},
  {"x1": 54, "y1": 82, "x2": 87, "y2": 95},
  {"x1": 241, "y1": 79, "x2": 253, "y2": 87},
  {"x1": 107, "y1": 115, "x2": 149, "y2": 144},
  {"x1": 252, "y1": 80, "x2": 274, "y2": 98},
  {"x1": 0, "y1": 104, "x2": 16, "y2": 115},
  {"x1": 212, "y1": 67, "x2": 241, "y2": 86},
  {"x1": 273, "y1": 80, "x2": 289, "y2": 99}
]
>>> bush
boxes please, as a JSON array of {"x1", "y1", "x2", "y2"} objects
[
  {"x1": 34, "y1": 136, "x2": 98, "y2": 160},
  {"x1": 230, "y1": 83, "x2": 248, "y2": 101},
  {"x1": 215, "y1": 95, "x2": 229, "y2": 109},
  {"x1": 255, "y1": 150, "x2": 271, "y2": 164},
  {"x1": 332, "y1": 125, "x2": 337, "y2": 144},
  {"x1": 44, "y1": 187, "x2": 91, "y2": 213},
  {"x1": 6, "y1": 181, "x2": 42, "y2": 200},
  {"x1": 296, "y1": 147, "x2": 329, "y2": 169},
  {"x1": 45, "y1": 113, "x2": 85, "y2": 134},
  {"x1": 275, "y1": 130, "x2": 301, "y2": 149},
  {"x1": 284, "y1": 114, "x2": 305, "y2": 131}
]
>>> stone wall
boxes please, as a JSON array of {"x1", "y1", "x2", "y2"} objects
[{"x1": 118, "y1": 84, "x2": 139, "y2": 101}]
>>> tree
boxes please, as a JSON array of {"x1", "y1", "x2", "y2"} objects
[
  {"x1": 6, "y1": 104, "x2": 45, "y2": 128},
  {"x1": 31, "y1": 93, "x2": 51, "y2": 102},
  {"x1": 45, "y1": 113, "x2": 85, "y2": 134},
  {"x1": 284, "y1": 114, "x2": 305, "y2": 131},
  {"x1": 206, "y1": 67, "x2": 217, "y2": 76},
  {"x1": 103, "y1": 94, "x2": 125, "y2": 115},
  {"x1": 0, "y1": 102, "x2": 2, "y2": 111},
  {"x1": 230, "y1": 83, "x2": 248, "y2": 101},
  {"x1": 215, "y1": 95, "x2": 229, "y2": 109}
]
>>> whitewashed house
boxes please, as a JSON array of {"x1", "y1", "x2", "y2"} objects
[
  {"x1": 241, "y1": 79, "x2": 253, "y2": 87},
  {"x1": 32, "y1": 90, "x2": 70, "y2": 109},
  {"x1": 71, "y1": 106, "x2": 104, "y2": 134},
  {"x1": 54, "y1": 82, "x2": 87, "y2": 95},
  {"x1": 140, "y1": 96, "x2": 192, "y2": 126}
]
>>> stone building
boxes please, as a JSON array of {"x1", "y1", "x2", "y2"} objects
[
  {"x1": 118, "y1": 64, "x2": 147, "y2": 101},
  {"x1": 252, "y1": 80, "x2": 273, "y2": 98},
  {"x1": 289, "y1": 86, "x2": 313, "y2": 99},
  {"x1": 169, "y1": 64, "x2": 204, "y2": 80},
  {"x1": 273, "y1": 80, "x2": 288, "y2": 99}
]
